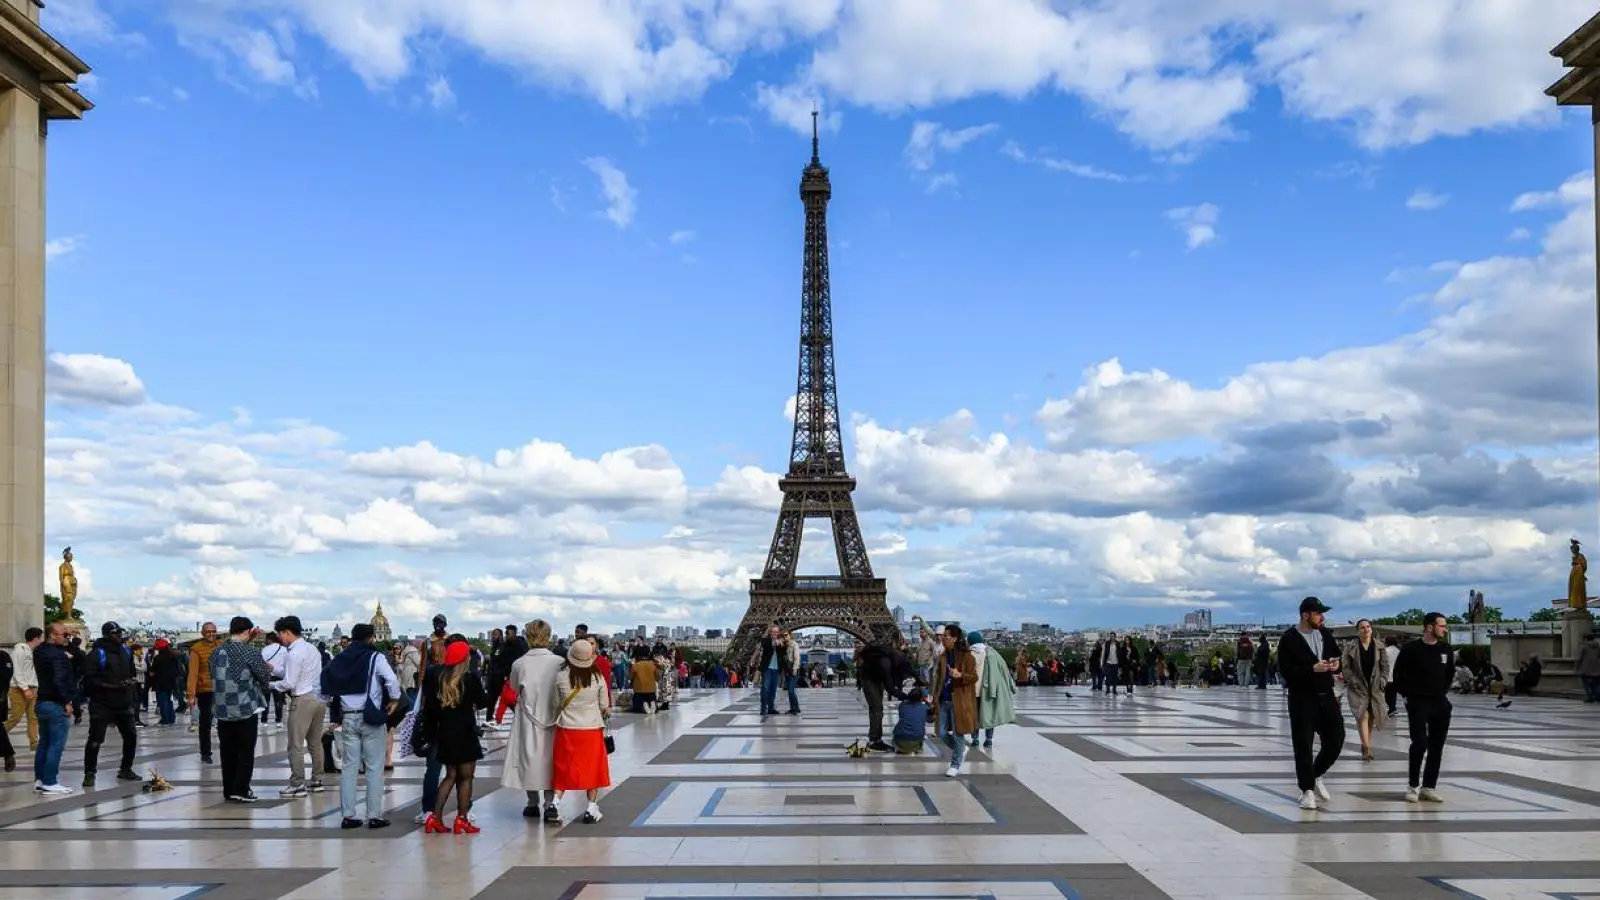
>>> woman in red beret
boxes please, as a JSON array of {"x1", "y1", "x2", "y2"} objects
[{"x1": 420, "y1": 639, "x2": 488, "y2": 834}]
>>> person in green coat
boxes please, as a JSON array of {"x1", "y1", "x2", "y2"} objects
[{"x1": 968, "y1": 631, "x2": 1017, "y2": 748}]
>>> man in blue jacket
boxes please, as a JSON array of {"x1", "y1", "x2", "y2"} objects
[{"x1": 82, "y1": 621, "x2": 140, "y2": 787}]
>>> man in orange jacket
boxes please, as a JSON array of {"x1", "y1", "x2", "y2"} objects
[{"x1": 187, "y1": 622, "x2": 222, "y2": 764}]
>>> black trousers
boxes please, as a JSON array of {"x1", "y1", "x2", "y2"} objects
[
  {"x1": 1384, "y1": 683, "x2": 1398, "y2": 714},
  {"x1": 260, "y1": 690, "x2": 285, "y2": 724},
  {"x1": 485, "y1": 675, "x2": 505, "y2": 721},
  {"x1": 862, "y1": 684, "x2": 884, "y2": 743},
  {"x1": 1287, "y1": 691, "x2": 1345, "y2": 791},
  {"x1": 1405, "y1": 696, "x2": 1452, "y2": 789},
  {"x1": 195, "y1": 691, "x2": 215, "y2": 757},
  {"x1": 217, "y1": 717, "x2": 258, "y2": 798},
  {"x1": 84, "y1": 707, "x2": 137, "y2": 774}
]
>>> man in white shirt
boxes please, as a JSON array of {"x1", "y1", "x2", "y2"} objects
[
  {"x1": 268, "y1": 616, "x2": 326, "y2": 798},
  {"x1": 321, "y1": 623, "x2": 401, "y2": 829},
  {"x1": 5, "y1": 628, "x2": 42, "y2": 754}
]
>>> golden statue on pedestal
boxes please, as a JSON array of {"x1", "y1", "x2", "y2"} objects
[
  {"x1": 58, "y1": 546, "x2": 77, "y2": 620},
  {"x1": 1570, "y1": 538, "x2": 1588, "y2": 611}
]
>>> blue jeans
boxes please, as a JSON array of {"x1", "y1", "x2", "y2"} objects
[
  {"x1": 785, "y1": 674, "x2": 800, "y2": 712},
  {"x1": 338, "y1": 720, "x2": 388, "y2": 820},
  {"x1": 34, "y1": 701, "x2": 69, "y2": 786},
  {"x1": 155, "y1": 690, "x2": 175, "y2": 724},
  {"x1": 937, "y1": 701, "x2": 967, "y2": 768},
  {"x1": 760, "y1": 669, "x2": 780, "y2": 714}
]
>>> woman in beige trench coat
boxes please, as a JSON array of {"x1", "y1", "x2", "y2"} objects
[
  {"x1": 500, "y1": 620, "x2": 565, "y2": 821},
  {"x1": 1339, "y1": 618, "x2": 1390, "y2": 761}
]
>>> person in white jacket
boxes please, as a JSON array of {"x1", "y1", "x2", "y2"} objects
[
  {"x1": 5, "y1": 627, "x2": 42, "y2": 759},
  {"x1": 501, "y1": 620, "x2": 565, "y2": 823},
  {"x1": 967, "y1": 631, "x2": 993, "y2": 748}
]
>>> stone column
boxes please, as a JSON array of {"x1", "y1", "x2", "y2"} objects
[
  {"x1": 0, "y1": 86, "x2": 43, "y2": 646},
  {"x1": 0, "y1": 3, "x2": 91, "y2": 641}
]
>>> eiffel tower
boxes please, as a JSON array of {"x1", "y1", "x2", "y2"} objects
[{"x1": 725, "y1": 112, "x2": 898, "y2": 670}]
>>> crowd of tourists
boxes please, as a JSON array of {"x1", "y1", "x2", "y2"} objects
[{"x1": 0, "y1": 613, "x2": 681, "y2": 833}]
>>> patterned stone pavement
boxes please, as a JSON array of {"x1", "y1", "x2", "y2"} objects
[{"x1": 1, "y1": 685, "x2": 1598, "y2": 898}]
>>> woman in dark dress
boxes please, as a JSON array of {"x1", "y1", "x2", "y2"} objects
[{"x1": 420, "y1": 641, "x2": 488, "y2": 835}]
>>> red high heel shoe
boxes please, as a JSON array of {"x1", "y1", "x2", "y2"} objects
[
  {"x1": 423, "y1": 813, "x2": 448, "y2": 834},
  {"x1": 452, "y1": 816, "x2": 480, "y2": 835}
]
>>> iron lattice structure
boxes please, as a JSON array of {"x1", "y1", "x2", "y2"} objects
[{"x1": 726, "y1": 114, "x2": 898, "y2": 670}]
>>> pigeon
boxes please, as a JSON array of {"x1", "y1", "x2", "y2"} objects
[{"x1": 1496, "y1": 699, "x2": 1513, "y2": 709}]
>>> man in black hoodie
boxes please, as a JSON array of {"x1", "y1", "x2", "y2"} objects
[
  {"x1": 82, "y1": 621, "x2": 140, "y2": 787},
  {"x1": 855, "y1": 639, "x2": 915, "y2": 752},
  {"x1": 1392, "y1": 611, "x2": 1454, "y2": 803},
  {"x1": 1276, "y1": 597, "x2": 1345, "y2": 811}
]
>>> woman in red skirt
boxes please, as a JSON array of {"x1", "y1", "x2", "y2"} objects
[{"x1": 551, "y1": 638, "x2": 611, "y2": 824}]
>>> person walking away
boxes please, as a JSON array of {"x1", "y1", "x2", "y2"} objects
[
  {"x1": 149, "y1": 640, "x2": 180, "y2": 725},
  {"x1": 628, "y1": 647, "x2": 658, "y2": 715},
  {"x1": 501, "y1": 619, "x2": 564, "y2": 822},
  {"x1": 1393, "y1": 612, "x2": 1454, "y2": 803},
  {"x1": 1254, "y1": 637, "x2": 1271, "y2": 690},
  {"x1": 211, "y1": 616, "x2": 270, "y2": 802},
  {"x1": 1382, "y1": 637, "x2": 1401, "y2": 716},
  {"x1": 1577, "y1": 634, "x2": 1600, "y2": 703},
  {"x1": 322, "y1": 623, "x2": 400, "y2": 829},
  {"x1": 31, "y1": 621, "x2": 76, "y2": 795},
  {"x1": 1277, "y1": 596, "x2": 1345, "y2": 811},
  {"x1": 1236, "y1": 634, "x2": 1254, "y2": 690},
  {"x1": 783, "y1": 632, "x2": 802, "y2": 715},
  {"x1": 756, "y1": 625, "x2": 786, "y2": 717},
  {"x1": 82, "y1": 621, "x2": 141, "y2": 788},
  {"x1": 933, "y1": 625, "x2": 978, "y2": 778},
  {"x1": 4, "y1": 627, "x2": 39, "y2": 768},
  {"x1": 1339, "y1": 619, "x2": 1389, "y2": 761},
  {"x1": 1122, "y1": 637, "x2": 1140, "y2": 693},
  {"x1": 551, "y1": 638, "x2": 611, "y2": 824},
  {"x1": 257, "y1": 634, "x2": 287, "y2": 731},
  {"x1": 973, "y1": 631, "x2": 1016, "y2": 748},
  {"x1": 268, "y1": 616, "x2": 326, "y2": 798},
  {"x1": 1089, "y1": 640, "x2": 1104, "y2": 691},
  {"x1": 186, "y1": 622, "x2": 222, "y2": 764},
  {"x1": 419, "y1": 640, "x2": 488, "y2": 835}
]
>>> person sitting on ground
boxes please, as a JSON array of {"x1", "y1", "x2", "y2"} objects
[
  {"x1": 1512, "y1": 655, "x2": 1543, "y2": 696},
  {"x1": 893, "y1": 683, "x2": 929, "y2": 755}
]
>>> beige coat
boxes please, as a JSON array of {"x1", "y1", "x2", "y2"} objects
[
  {"x1": 500, "y1": 648, "x2": 563, "y2": 792},
  {"x1": 1339, "y1": 638, "x2": 1390, "y2": 728}
]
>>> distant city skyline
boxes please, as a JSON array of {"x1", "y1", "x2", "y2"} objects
[{"x1": 35, "y1": 2, "x2": 1598, "y2": 639}]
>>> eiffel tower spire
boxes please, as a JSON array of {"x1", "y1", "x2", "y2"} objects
[{"x1": 726, "y1": 119, "x2": 896, "y2": 668}]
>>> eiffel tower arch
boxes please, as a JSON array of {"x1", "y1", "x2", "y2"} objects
[{"x1": 725, "y1": 114, "x2": 899, "y2": 670}]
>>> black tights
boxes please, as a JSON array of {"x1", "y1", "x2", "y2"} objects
[{"x1": 434, "y1": 762, "x2": 476, "y2": 819}]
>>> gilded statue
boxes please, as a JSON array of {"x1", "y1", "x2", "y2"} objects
[
  {"x1": 1570, "y1": 539, "x2": 1588, "y2": 611},
  {"x1": 58, "y1": 546, "x2": 78, "y2": 620}
]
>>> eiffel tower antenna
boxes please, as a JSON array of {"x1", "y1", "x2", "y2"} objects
[{"x1": 725, "y1": 115, "x2": 897, "y2": 670}]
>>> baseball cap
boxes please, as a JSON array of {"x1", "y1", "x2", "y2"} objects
[
  {"x1": 101, "y1": 621, "x2": 123, "y2": 638},
  {"x1": 1299, "y1": 596, "x2": 1331, "y2": 614}
]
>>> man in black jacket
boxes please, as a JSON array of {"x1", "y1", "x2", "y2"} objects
[
  {"x1": 855, "y1": 640, "x2": 915, "y2": 752},
  {"x1": 1392, "y1": 612, "x2": 1453, "y2": 803},
  {"x1": 1276, "y1": 597, "x2": 1345, "y2": 811},
  {"x1": 32, "y1": 622, "x2": 78, "y2": 795},
  {"x1": 83, "y1": 621, "x2": 141, "y2": 787}
]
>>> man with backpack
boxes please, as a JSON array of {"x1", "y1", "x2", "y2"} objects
[{"x1": 82, "y1": 621, "x2": 140, "y2": 788}]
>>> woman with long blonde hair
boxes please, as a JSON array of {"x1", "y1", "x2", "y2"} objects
[{"x1": 419, "y1": 640, "x2": 488, "y2": 834}]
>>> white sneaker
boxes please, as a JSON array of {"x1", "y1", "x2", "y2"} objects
[
  {"x1": 1298, "y1": 790, "x2": 1318, "y2": 810},
  {"x1": 38, "y1": 783, "x2": 75, "y2": 796},
  {"x1": 1404, "y1": 787, "x2": 1420, "y2": 803},
  {"x1": 413, "y1": 812, "x2": 428, "y2": 824},
  {"x1": 1314, "y1": 778, "x2": 1332, "y2": 802},
  {"x1": 1419, "y1": 788, "x2": 1444, "y2": 803},
  {"x1": 945, "y1": 764, "x2": 960, "y2": 778}
]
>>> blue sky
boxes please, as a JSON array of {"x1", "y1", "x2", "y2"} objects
[{"x1": 38, "y1": 0, "x2": 1600, "y2": 636}]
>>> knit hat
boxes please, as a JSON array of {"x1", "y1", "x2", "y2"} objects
[
  {"x1": 566, "y1": 639, "x2": 597, "y2": 668},
  {"x1": 443, "y1": 641, "x2": 470, "y2": 667},
  {"x1": 967, "y1": 631, "x2": 983, "y2": 646}
]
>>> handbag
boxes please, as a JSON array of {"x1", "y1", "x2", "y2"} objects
[
  {"x1": 604, "y1": 726, "x2": 616, "y2": 755},
  {"x1": 395, "y1": 680, "x2": 427, "y2": 758}
]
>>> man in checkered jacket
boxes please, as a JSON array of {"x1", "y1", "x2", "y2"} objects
[{"x1": 209, "y1": 616, "x2": 271, "y2": 803}]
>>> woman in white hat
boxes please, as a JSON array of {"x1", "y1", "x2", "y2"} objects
[{"x1": 550, "y1": 638, "x2": 612, "y2": 824}]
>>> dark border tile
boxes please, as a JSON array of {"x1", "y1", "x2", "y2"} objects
[
  {"x1": 1312, "y1": 861, "x2": 1600, "y2": 899},
  {"x1": 0, "y1": 868, "x2": 332, "y2": 899},
  {"x1": 472, "y1": 864, "x2": 1171, "y2": 900},
  {"x1": 1044, "y1": 732, "x2": 1405, "y2": 763}
]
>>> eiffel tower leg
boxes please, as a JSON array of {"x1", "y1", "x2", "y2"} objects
[{"x1": 829, "y1": 501, "x2": 874, "y2": 580}]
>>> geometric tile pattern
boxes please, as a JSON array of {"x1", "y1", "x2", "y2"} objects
[{"x1": 7, "y1": 685, "x2": 1600, "y2": 899}]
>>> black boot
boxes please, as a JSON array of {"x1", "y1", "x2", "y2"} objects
[
  {"x1": 82, "y1": 772, "x2": 95, "y2": 788},
  {"x1": 117, "y1": 768, "x2": 140, "y2": 781}
]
